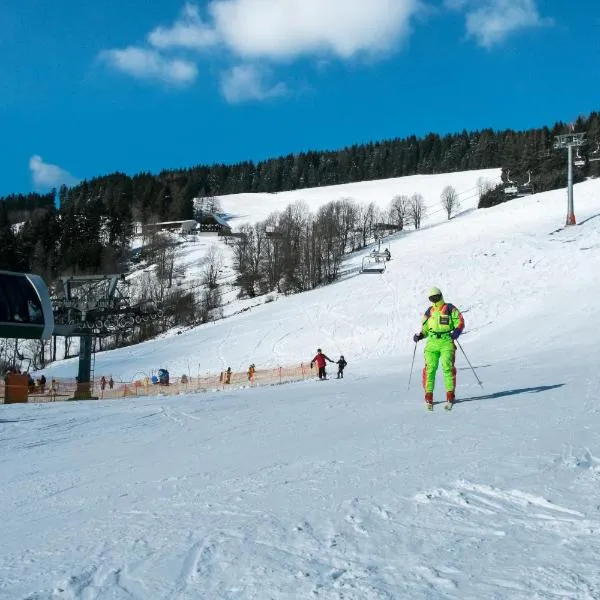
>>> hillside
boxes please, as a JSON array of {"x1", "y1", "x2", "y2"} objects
[
  {"x1": 42, "y1": 172, "x2": 597, "y2": 382},
  {"x1": 1, "y1": 173, "x2": 600, "y2": 598}
]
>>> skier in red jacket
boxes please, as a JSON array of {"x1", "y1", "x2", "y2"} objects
[{"x1": 311, "y1": 348, "x2": 334, "y2": 380}]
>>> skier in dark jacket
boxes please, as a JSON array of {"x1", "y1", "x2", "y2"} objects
[
  {"x1": 310, "y1": 348, "x2": 334, "y2": 380},
  {"x1": 336, "y1": 356, "x2": 347, "y2": 378}
]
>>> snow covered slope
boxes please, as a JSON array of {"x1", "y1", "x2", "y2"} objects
[
  {"x1": 219, "y1": 168, "x2": 502, "y2": 229},
  {"x1": 42, "y1": 175, "x2": 598, "y2": 381},
  {"x1": 2, "y1": 173, "x2": 600, "y2": 599}
]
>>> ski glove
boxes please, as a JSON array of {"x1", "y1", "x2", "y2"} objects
[
  {"x1": 450, "y1": 329, "x2": 461, "y2": 340},
  {"x1": 413, "y1": 332, "x2": 423, "y2": 343}
]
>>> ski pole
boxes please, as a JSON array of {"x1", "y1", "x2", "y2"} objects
[
  {"x1": 407, "y1": 341, "x2": 418, "y2": 390},
  {"x1": 456, "y1": 340, "x2": 483, "y2": 388}
]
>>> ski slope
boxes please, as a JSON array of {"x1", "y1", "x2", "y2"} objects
[
  {"x1": 2, "y1": 174, "x2": 600, "y2": 598},
  {"x1": 41, "y1": 174, "x2": 597, "y2": 381},
  {"x1": 217, "y1": 168, "x2": 502, "y2": 229}
]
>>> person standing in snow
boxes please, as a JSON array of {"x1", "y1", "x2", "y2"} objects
[
  {"x1": 412, "y1": 287, "x2": 464, "y2": 408},
  {"x1": 310, "y1": 348, "x2": 334, "y2": 380},
  {"x1": 336, "y1": 355, "x2": 347, "y2": 379}
]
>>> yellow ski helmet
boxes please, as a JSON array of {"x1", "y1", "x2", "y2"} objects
[{"x1": 428, "y1": 287, "x2": 443, "y2": 299}]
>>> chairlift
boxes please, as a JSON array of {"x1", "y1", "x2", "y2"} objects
[
  {"x1": 0, "y1": 271, "x2": 54, "y2": 339},
  {"x1": 516, "y1": 170, "x2": 534, "y2": 197},
  {"x1": 589, "y1": 141, "x2": 600, "y2": 163},
  {"x1": 361, "y1": 241, "x2": 387, "y2": 273},
  {"x1": 574, "y1": 149, "x2": 585, "y2": 168},
  {"x1": 361, "y1": 255, "x2": 386, "y2": 274},
  {"x1": 503, "y1": 169, "x2": 518, "y2": 196}
]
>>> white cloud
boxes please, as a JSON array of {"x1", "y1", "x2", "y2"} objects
[
  {"x1": 220, "y1": 65, "x2": 287, "y2": 103},
  {"x1": 209, "y1": 0, "x2": 421, "y2": 59},
  {"x1": 148, "y1": 3, "x2": 219, "y2": 50},
  {"x1": 99, "y1": 46, "x2": 198, "y2": 86},
  {"x1": 98, "y1": 1, "x2": 422, "y2": 97},
  {"x1": 29, "y1": 155, "x2": 79, "y2": 190},
  {"x1": 447, "y1": 0, "x2": 551, "y2": 47}
]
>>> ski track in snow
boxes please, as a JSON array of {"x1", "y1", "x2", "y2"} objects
[{"x1": 3, "y1": 363, "x2": 600, "y2": 599}]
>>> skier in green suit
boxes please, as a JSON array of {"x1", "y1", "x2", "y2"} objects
[{"x1": 413, "y1": 287, "x2": 465, "y2": 409}]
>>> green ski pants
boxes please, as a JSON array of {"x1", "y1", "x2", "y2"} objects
[{"x1": 422, "y1": 337, "x2": 456, "y2": 393}]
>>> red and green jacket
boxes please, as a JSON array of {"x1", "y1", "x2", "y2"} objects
[{"x1": 420, "y1": 300, "x2": 464, "y2": 340}]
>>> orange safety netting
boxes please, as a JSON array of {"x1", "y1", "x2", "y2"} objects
[{"x1": 1, "y1": 363, "x2": 321, "y2": 404}]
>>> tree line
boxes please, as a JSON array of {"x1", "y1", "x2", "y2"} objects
[
  {"x1": 232, "y1": 189, "x2": 455, "y2": 297},
  {"x1": 2, "y1": 111, "x2": 599, "y2": 279}
]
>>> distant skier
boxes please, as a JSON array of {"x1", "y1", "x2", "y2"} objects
[
  {"x1": 413, "y1": 287, "x2": 464, "y2": 409},
  {"x1": 336, "y1": 355, "x2": 347, "y2": 379},
  {"x1": 49, "y1": 378, "x2": 58, "y2": 401},
  {"x1": 310, "y1": 348, "x2": 334, "y2": 380}
]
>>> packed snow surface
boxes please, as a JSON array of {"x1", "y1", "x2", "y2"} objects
[{"x1": 2, "y1": 172, "x2": 600, "y2": 599}]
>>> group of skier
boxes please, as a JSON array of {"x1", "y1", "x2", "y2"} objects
[
  {"x1": 120, "y1": 287, "x2": 461, "y2": 406},
  {"x1": 310, "y1": 286, "x2": 465, "y2": 410},
  {"x1": 310, "y1": 350, "x2": 347, "y2": 380}
]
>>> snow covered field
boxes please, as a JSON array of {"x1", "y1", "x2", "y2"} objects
[
  {"x1": 2, "y1": 173, "x2": 600, "y2": 598},
  {"x1": 218, "y1": 168, "x2": 503, "y2": 230}
]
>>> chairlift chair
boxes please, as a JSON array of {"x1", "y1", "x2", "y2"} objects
[
  {"x1": 516, "y1": 170, "x2": 534, "y2": 197},
  {"x1": 0, "y1": 271, "x2": 54, "y2": 339},
  {"x1": 360, "y1": 254, "x2": 386, "y2": 274},
  {"x1": 503, "y1": 169, "x2": 518, "y2": 196},
  {"x1": 589, "y1": 142, "x2": 600, "y2": 163},
  {"x1": 574, "y1": 149, "x2": 585, "y2": 168}
]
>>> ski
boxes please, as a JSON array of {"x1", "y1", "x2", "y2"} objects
[{"x1": 444, "y1": 402, "x2": 453, "y2": 411}]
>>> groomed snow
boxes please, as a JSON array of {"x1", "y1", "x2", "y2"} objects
[
  {"x1": 2, "y1": 172, "x2": 600, "y2": 599},
  {"x1": 219, "y1": 168, "x2": 503, "y2": 230}
]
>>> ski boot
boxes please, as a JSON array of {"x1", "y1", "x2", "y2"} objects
[
  {"x1": 445, "y1": 391, "x2": 455, "y2": 411},
  {"x1": 425, "y1": 392, "x2": 434, "y2": 411}
]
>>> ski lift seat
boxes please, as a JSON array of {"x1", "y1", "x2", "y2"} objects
[{"x1": 361, "y1": 255, "x2": 386, "y2": 274}]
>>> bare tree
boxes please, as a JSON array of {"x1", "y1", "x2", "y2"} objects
[
  {"x1": 194, "y1": 195, "x2": 222, "y2": 221},
  {"x1": 64, "y1": 336, "x2": 74, "y2": 359},
  {"x1": 477, "y1": 177, "x2": 495, "y2": 200},
  {"x1": 335, "y1": 198, "x2": 359, "y2": 252},
  {"x1": 199, "y1": 287, "x2": 223, "y2": 323},
  {"x1": 202, "y1": 243, "x2": 224, "y2": 290},
  {"x1": 408, "y1": 193, "x2": 427, "y2": 229},
  {"x1": 277, "y1": 201, "x2": 310, "y2": 291},
  {"x1": 313, "y1": 201, "x2": 347, "y2": 283},
  {"x1": 357, "y1": 202, "x2": 379, "y2": 248},
  {"x1": 389, "y1": 195, "x2": 410, "y2": 231},
  {"x1": 441, "y1": 185, "x2": 460, "y2": 220},
  {"x1": 155, "y1": 242, "x2": 176, "y2": 294}
]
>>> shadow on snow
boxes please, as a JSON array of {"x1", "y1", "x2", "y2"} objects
[{"x1": 456, "y1": 384, "x2": 565, "y2": 404}]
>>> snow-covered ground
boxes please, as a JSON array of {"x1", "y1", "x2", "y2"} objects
[
  {"x1": 218, "y1": 168, "x2": 503, "y2": 230},
  {"x1": 2, "y1": 173, "x2": 600, "y2": 598}
]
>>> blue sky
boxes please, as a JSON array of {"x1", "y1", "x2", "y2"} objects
[{"x1": 1, "y1": 0, "x2": 598, "y2": 197}]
